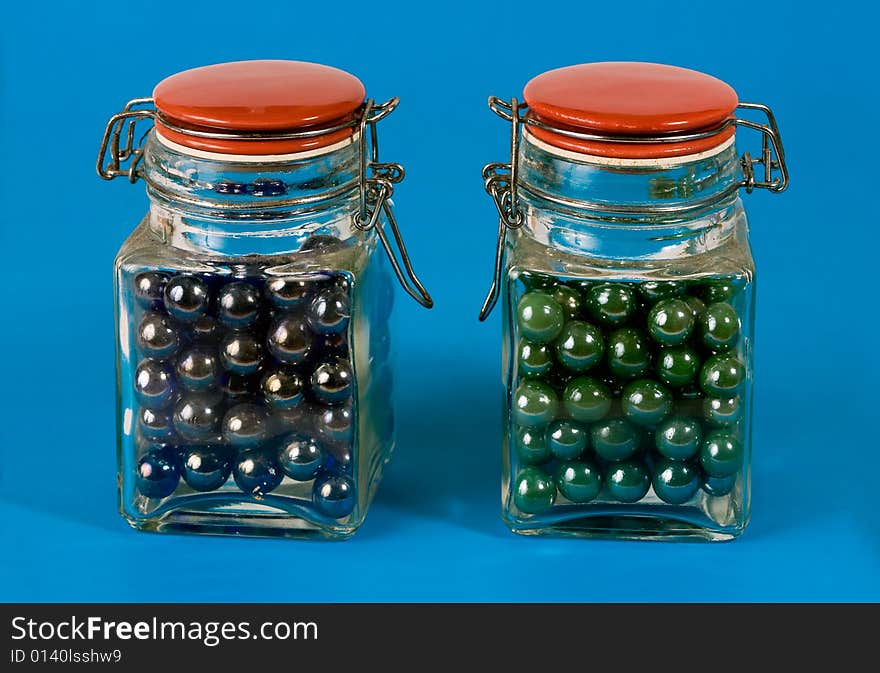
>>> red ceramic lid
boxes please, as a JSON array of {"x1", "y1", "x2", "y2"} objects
[
  {"x1": 523, "y1": 62, "x2": 739, "y2": 159},
  {"x1": 153, "y1": 60, "x2": 366, "y2": 155}
]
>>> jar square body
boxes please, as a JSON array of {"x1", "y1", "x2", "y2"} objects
[
  {"x1": 501, "y1": 132, "x2": 754, "y2": 541},
  {"x1": 114, "y1": 132, "x2": 396, "y2": 539}
]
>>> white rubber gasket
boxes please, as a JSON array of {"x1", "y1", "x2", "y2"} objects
[
  {"x1": 523, "y1": 128, "x2": 736, "y2": 168},
  {"x1": 155, "y1": 130, "x2": 358, "y2": 163}
]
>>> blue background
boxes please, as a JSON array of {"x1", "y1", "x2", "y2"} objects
[{"x1": 1, "y1": 0, "x2": 877, "y2": 602}]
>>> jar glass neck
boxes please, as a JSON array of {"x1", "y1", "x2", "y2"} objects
[
  {"x1": 141, "y1": 132, "x2": 364, "y2": 256},
  {"x1": 516, "y1": 131, "x2": 745, "y2": 260}
]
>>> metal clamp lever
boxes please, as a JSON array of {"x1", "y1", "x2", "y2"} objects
[
  {"x1": 355, "y1": 175, "x2": 434, "y2": 309},
  {"x1": 478, "y1": 98, "x2": 523, "y2": 321},
  {"x1": 96, "y1": 98, "x2": 155, "y2": 183},
  {"x1": 353, "y1": 98, "x2": 433, "y2": 309},
  {"x1": 734, "y1": 102, "x2": 788, "y2": 193}
]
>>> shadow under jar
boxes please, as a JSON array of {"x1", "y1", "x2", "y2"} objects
[
  {"x1": 100, "y1": 60, "x2": 432, "y2": 539},
  {"x1": 480, "y1": 62, "x2": 789, "y2": 541}
]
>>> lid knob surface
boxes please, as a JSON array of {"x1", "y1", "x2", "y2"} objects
[
  {"x1": 152, "y1": 60, "x2": 366, "y2": 155},
  {"x1": 523, "y1": 62, "x2": 739, "y2": 159}
]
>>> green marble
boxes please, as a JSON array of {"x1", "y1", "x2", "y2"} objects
[
  {"x1": 517, "y1": 270, "x2": 554, "y2": 292},
  {"x1": 513, "y1": 467, "x2": 557, "y2": 513},
  {"x1": 569, "y1": 280, "x2": 598, "y2": 296},
  {"x1": 699, "y1": 353, "x2": 746, "y2": 397},
  {"x1": 700, "y1": 278, "x2": 744, "y2": 303},
  {"x1": 702, "y1": 473, "x2": 737, "y2": 497},
  {"x1": 506, "y1": 274, "x2": 751, "y2": 518},
  {"x1": 585, "y1": 283, "x2": 638, "y2": 327},
  {"x1": 655, "y1": 415, "x2": 702, "y2": 460},
  {"x1": 651, "y1": 459, "x2": 701, "y2": 504},
  {"x1": 515, "y1": 426, "x2": 552, "y2": 465},
  {"x1": 647, "y1": 298, "x2": 695, "y2": 346},
  {"x1": 640, "y1": 281, "x2": 685, "y2": 303},
  {"x1": 555, "y1": 321, "x2": 604, "y2": 372},
  {"x1": 555, "y1": 460, "x2": 602, "y2": 503},
  {"x1": 547, "y1": 420, "x2": 588, "y2": 460},
  {"x1": 699, "y1": 302, "x2": 740, "y2": 351},
  {"x1": 563, "y1": 376, "x2": 612, "y2": 423},
  {"x1": 684, "y1": 295, "x2": 706, "y2": 319},
  {"x1": 591, "y1": 418, "x2": 640, "y2": 461},
  {"x1": 513, "y1": 379, "x2": 558, "y2": 427},
  {"x1": 699, "y1": 429, "x2": 744, "y2": 477},
  {"x1": 621, "y1": 379, "x2": 672, "y2": 426},
  {"x1": 551, "y1": 285, "x2": 583, "y2": 320},
  {"x1": 656, "y1": 346, "x2": 700, "y2": 388},
  {"x1": 518, "y1": 339, "x2": 553, "y2": 378},
  {"x1": 604, "y1": 460, "x2": 651, "y2": 503},
  {"x1": 607, "y1": 328, "x2": 651, "y2": 379},
  {"x1": 517, "y1": 291, "x2": 565, "y2": 343},
  {"x1": 702, "y1": 396, "x2": 743, "y2": 426}
]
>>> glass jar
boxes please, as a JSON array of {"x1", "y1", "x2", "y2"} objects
[
  {"x1": 480, "y1": 62, "x2": 788, "y2": 541},
  {"x1": 98, "y1": 60, "x2": 432, "y2": 539}
]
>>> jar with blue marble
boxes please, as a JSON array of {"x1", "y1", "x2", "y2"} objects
[
  {"x1": 480, "y1": 62, "x2": 788, "y2": 541},
  {"x1": 101, "y1": 60, "x2": 431, "y2": 539}
]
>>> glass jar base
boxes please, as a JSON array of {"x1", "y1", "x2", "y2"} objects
[
  {"x1": 121, "y1": 505, "x2": 358, "y2": 540},
  {"x1": 503, "y1": 510, "x2": 746, "y2": 542}
]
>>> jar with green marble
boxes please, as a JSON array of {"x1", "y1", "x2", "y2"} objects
[{"x1": 480, "y1": 62, "x2": 788, "y2": 541}]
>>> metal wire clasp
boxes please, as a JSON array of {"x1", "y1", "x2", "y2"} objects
[
  {"x1": 97, "y1": 96, "x2": 433, "y2": 309},
  {"x1": 353, "y1": 98, "x2": 433, "y2": 308},
  {"x1": 478, "y1": 97, "x2": 524, "y2": 321},
  {"x1": 97, "y1": 98, "x2": 155, "y2": 183},
  {"x1": 734, "y1": 102, "x2": 788, "y2": 194},
  {"x1": 477, "y1": 96, "x2": 789, "y2": 320}
]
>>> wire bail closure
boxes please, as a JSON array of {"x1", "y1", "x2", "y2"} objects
[
  {"x1": 96, "y1": 98, "x2": 155, "y2": 183},
  {"x1": 477, "y1": 96, "x2": 789, "y2": 320},
  {"x1": 478, "y1": 97, "x2": 524, "y2": 321},
  {"x1": 97, "y1": 96, "x2": 433, "y2": 309},
  {"x1": 352, "y1": 99, "x2": 433, "y2": 308}
]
